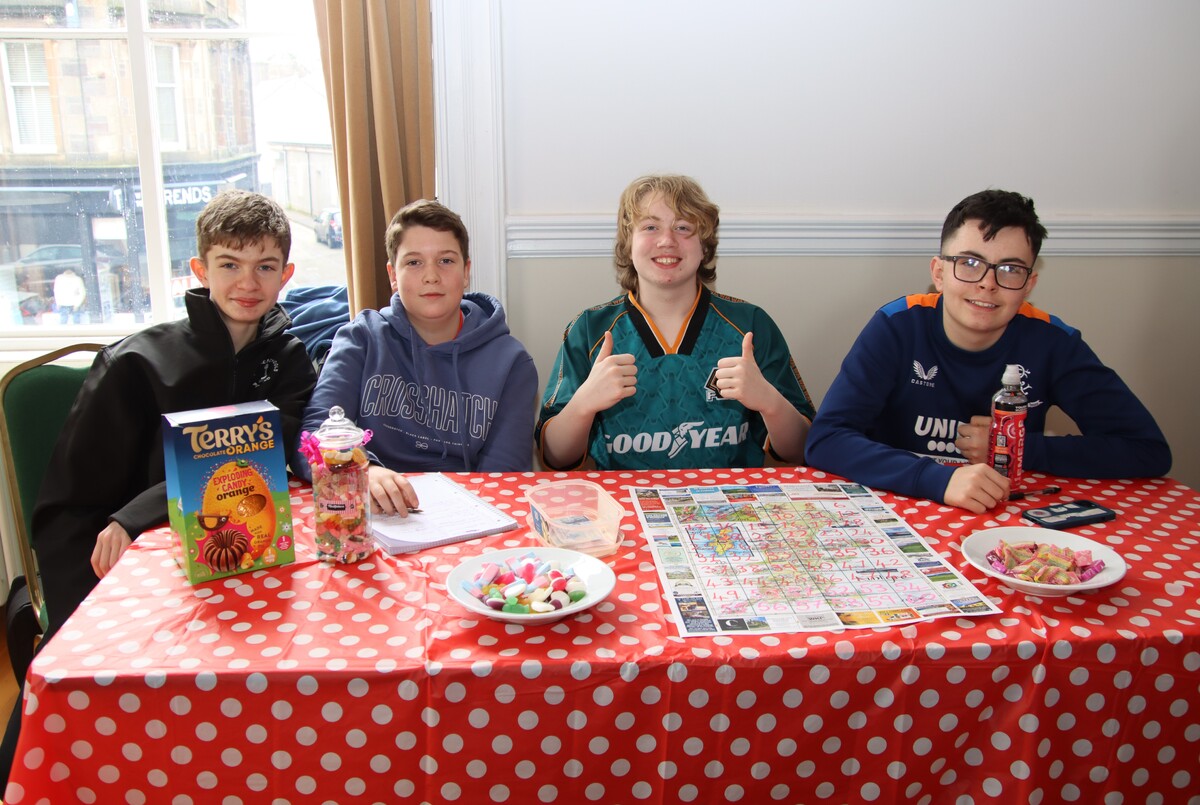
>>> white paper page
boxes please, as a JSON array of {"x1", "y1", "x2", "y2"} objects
[{"x1": 371, "y1": 473, "x2": 518, "y2": 551}]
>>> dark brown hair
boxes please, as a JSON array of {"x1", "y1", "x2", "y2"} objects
[
  {"x1": 195, "y1": 190, "x2": 292, "y2": 263},
  {"x1": 385, "y1": 199, "x2": 470, "y2": 265}
]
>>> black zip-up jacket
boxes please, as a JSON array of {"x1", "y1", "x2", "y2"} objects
[{"x1": 32, "y1": 288, "x2": 317, "y2": 636}]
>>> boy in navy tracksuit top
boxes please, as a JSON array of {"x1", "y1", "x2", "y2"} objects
[
  {"x1": 296, "y1": 200, "x2": 537, "y2": 515},
  {"x1": 806, "y1": 189, "x2": 1170, "y2": 513}
]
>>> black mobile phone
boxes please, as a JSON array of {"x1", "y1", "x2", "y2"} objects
[{"x1": 1023, "y1": 499, "x2": 1117, "y2": 530}]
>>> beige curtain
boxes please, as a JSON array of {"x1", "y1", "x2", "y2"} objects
[{"x1": 313, "y1": 0, "x2": 437, "y2": 315}]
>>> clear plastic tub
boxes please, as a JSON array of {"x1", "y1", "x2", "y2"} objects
[{"x1": 526, "y1": 480, "x2": 622, "y2": 557}]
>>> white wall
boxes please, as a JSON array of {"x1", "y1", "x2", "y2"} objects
[
  {"x1": 497, "y1": 1, "x2": 1200, "y2": 221},
  {"x1": 433, "y1": 1, "x2": 1200, "y2": 487}
]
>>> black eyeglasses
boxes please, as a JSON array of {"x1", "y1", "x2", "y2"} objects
[{"x1": 940, "y1": 255, "x2": 1033, "y2": 290}]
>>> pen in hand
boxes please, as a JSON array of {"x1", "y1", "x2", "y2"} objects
[{"x1": 1008, "y1": 485, "x2": 1061, "y2": 502}]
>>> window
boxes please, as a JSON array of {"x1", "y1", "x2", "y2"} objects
[
  {"x1": 0, "y1": 0, "x2": 343, "y2": 354},
  {"x1": 154, "y1": 43, "x2": 183, "y2": 151},
  {"x1": 2, "y1": 42, "x2": 54, "y2": 153}
]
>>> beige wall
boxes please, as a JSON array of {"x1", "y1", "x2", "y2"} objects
[{"x1": 507, "y1": 254, "x2": 1199, "y2": 490}]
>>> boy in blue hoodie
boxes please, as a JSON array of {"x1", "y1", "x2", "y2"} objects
[{"x1": 296, "y1": 200, "x2": 538, "y2": 514}]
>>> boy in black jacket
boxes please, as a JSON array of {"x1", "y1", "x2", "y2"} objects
[
  {"x1": 33, "y1": 189, "x2": 317, "y2": 638},
  {"x1": 0, "y1": 190, "x2": 317, "y2": 787}
]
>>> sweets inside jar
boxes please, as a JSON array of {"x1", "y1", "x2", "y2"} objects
[
  {"x1": 301, "y1": 406, "x2": 374, "y2": 564},
  {"x1": 311, "y1": 446, "x2": 371, "y2": 562},
  {"x1": 986, "y1": 539, "x2": 1106, "y2": 585}
]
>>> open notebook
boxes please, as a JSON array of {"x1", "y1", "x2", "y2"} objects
[{"x1": 371, "y1": 473, "x2": 520, "y2": 554}]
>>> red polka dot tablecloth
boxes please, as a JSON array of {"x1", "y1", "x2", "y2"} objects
[{"x1": 6, "y1": 468, "x2": 1200, "y2": 804}]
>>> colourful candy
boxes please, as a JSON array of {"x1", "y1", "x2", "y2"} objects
[
  {"x1": 460, "y1": 552, "x2": 588, "y2": 614},
  {"x1": 309, "y1": 449, "x2": 373, "y2": 563},
  {"x1": 985, "y1": 539, "x2": 1106, "y2": 586}
]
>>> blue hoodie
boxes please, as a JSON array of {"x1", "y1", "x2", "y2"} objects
[{"x1": 295, "y1": 291, "x2": 538, "y2": 476}]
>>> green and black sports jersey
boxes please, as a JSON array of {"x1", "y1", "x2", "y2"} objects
[{"x1": 537, "y1": 286, "x2": 814, "y2": 470}]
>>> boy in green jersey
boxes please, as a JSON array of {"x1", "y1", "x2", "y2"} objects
[{"x1": 536, "y1": 174, "x2": 814, "y2": 470}]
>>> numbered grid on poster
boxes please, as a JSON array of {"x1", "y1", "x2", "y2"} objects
[{"x1": 632, "y1": 482, "x2": 999, "y2": 636}]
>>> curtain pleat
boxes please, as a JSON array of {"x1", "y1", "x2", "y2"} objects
[{"x1": 313, "y1": 0, "x2": 436, "y2": 315}]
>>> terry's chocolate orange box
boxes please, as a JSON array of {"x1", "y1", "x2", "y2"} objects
[{"x1": 163, "y1": 401, "x2": 295, "y2": 584}]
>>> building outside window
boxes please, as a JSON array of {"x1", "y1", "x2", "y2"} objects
[
  {"x1": 2, "y1": 41, "x2": 54, "y2": 153},
  {"x1": 0, "y1": 0, "x2": 342, "y2": 347},
  {"x1": 153, "y1": 42, "x2": 183, "y2": 151}
]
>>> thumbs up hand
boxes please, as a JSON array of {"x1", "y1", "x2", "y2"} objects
[
  {"x1": 713, "y1": 331, "x2": 774, "y2": 412},
  {"x1": 575, "y1": 330, "x2": 637, "y2": 415}
]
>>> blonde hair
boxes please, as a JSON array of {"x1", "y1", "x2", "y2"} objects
[{"x1": 613, "y1": 175, "x2": 719, "y2": 293}]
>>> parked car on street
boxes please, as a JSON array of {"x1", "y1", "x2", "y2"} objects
[{"x1": 314, "y1": 208, "x2": 343, "y2": 248}]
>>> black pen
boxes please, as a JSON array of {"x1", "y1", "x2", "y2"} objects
[{"x1": 1008, "y1": 485, "x2": 1061, "y2": 502}]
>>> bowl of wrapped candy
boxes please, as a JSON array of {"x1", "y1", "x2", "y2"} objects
[
  {"x1": 961, "y1": 526, "x2": 1127, "y2": 597},
  {"x1": 446, "y1": 547, "x2": 616, "y2": 624}
]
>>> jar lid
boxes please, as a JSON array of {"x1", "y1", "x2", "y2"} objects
[{"x1": 312, "y1": 406, "x2": 364, "y2": 450}]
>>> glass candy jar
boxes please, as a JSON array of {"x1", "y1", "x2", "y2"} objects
[{"x1": 306, "y1": 406, "x2": 373, "y2": 563}]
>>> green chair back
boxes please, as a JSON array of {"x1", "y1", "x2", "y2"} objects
[{"x1": 0, "y1": 344, "x2": 104, "y2": 630}]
